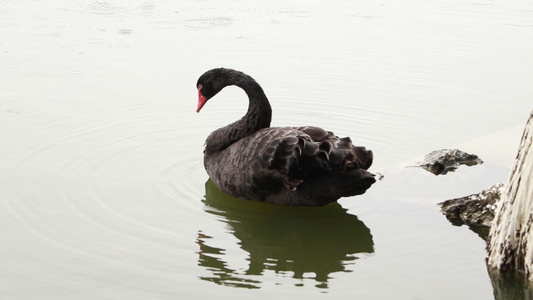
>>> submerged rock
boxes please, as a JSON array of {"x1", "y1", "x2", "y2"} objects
[
  {"x1": 438, "y1": 183, "x2": 503, "y2": 240},
  {"x1": 417, "y1": 149, "x2": 483, "y2": 175}
]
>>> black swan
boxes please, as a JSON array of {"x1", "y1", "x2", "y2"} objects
[{"x1": 196, "y1": 68, "x2": 375, "y2": 206}]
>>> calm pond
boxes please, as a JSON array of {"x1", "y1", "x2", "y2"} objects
[{"x1": 1, "y1": 0, "x2": 532, "y2": 299}]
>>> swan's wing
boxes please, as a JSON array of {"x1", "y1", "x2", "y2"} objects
[
  {"x1": 249, "y1": 126, "x2": 373, "y2": 191},
  {"x1": 295, "y1": 126, "x2": 373, "y2": 170}
]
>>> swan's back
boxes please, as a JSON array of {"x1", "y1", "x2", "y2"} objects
[{"x1": 204, "y1": 126, "x2": 375, "y2": 206}]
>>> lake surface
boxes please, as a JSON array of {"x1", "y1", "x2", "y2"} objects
[{"x1": 1, "y1": 0, "x2": 532, "y2": 299}]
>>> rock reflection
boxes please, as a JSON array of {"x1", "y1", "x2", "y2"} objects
[{"x1": 197, "y1": 180, "x2": 374, "y2": 289}]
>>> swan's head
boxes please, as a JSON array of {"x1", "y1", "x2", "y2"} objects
[{"x1": 196, "y1": 68, "x2": 228, "y2": 113}]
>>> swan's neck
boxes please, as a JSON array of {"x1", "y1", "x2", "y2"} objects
[{"x1": 204, "y1": 75, "x2": 272, "y2": 154}]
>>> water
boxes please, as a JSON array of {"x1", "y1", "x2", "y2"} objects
[{"x1": 1, "y1": 0, "x2": 532, "y2": 299}]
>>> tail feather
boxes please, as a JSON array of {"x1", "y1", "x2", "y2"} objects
[{"x1": 250, "y1": 126, "x2": 375, "y2": 199}]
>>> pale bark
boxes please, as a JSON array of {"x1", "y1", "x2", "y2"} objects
[{"x1": 487, "y1": 110, "x2": 533, "y2": 281}]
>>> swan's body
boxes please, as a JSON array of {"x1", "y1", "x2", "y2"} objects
[{"x1": 196, "y1": 68, "x2": 375, "y2": 206}]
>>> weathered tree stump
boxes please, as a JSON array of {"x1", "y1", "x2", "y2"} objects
[{"x1": 487, "y1": 111, "x2": 533, "y2": 281}]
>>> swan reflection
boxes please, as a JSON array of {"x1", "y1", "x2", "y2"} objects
[{"x1": 197, "y1": 180, "x2": 374, "y2": 289}]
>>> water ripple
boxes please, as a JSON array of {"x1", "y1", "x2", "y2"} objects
[
  {"x1": 500, "y1": 11, "x2": 533, "y2": 27},
  {"x1": 0, "y1": 104, "x2": 210, "y2": 293},
  {"x1": 0, "y1": 150, "x2": 5, "y2": 166},
  {"x1": 185, "y1": 17, "x2": 233, "y2": 29}
]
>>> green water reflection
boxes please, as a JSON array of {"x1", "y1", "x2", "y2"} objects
[{"x1": 197, "y1": 180, "x2": 374, "y2": 289}]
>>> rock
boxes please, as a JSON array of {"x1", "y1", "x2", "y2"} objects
[
  {"x1": 416, "y1": 149, "x2": 483, "y2": 175},
  {"x1": 438, "y1": 183, "x2": 503, "y2": 240}
]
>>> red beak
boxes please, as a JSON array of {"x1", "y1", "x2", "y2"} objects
[{"x1": 196, "y1": 88, "x2": 207, "y2": 113}]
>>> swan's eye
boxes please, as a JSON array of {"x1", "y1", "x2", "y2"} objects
[{"x1": 198, "y1": 84, "x2": 203, "y2": 90}]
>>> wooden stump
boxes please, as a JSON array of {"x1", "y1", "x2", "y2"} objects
[{"x1": 487, "y1": 111, "x2": 533, "y2": 281}]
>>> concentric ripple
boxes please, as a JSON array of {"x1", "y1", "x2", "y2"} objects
[{"x1": 0, "y1": 100, "x2": 212, "y2": 298}]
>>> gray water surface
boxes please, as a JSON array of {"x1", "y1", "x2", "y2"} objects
[{"x1": 1, "y1": 0, "x2": 532, "y2": 299}]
